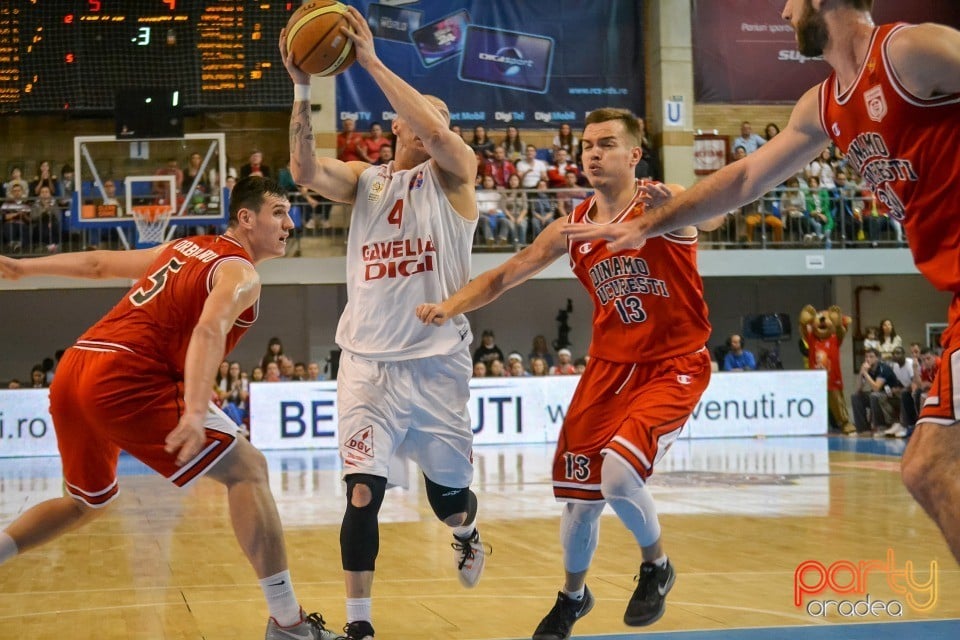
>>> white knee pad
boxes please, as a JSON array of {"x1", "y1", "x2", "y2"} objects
[
  {"x1": 559, "y1": 501, "x2": 604, "y2": 574},
  {"x1": 601, "y1": 454, "x2": 662, "y2": 548}
]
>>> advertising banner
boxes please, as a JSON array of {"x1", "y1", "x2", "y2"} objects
[
  {"x1": 0, "y1": 390, "x2": 60, "y2": 457},
  {"x1": 693, "y1": 0, "x2": 960, "y2": 103},
  {"x1": 0, "y1": 372, "x2": 827, "y2": 457},
  {"x1": 336, "y1": 0, "x2": 644, "y2": 128}
]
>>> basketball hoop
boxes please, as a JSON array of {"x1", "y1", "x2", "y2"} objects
[{"x1": 131, "y1": 205, "x2": 174, "y2": 246}]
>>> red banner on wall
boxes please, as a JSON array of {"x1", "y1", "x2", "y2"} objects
[{"x1": 693, "y1": 0, "x2": 960, "y2": 104}]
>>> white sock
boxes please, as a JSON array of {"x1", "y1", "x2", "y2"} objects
[
  {"x1": 452, "y1": 523, "x2": 476, "y2": 539},
  {"x1": 563, "y1": 586, "x2": 585, "y2": 601},
  {"x1": 259, "y1": 570, "x2": 301, "y2": 627},
  {"x1": 652, "y1": 554, "x2": 669, "y2": 568},
  {"x1": 346, "y1": 597, "x2": 372, "y2": 624},
  {"x1": 0, "y1": 532, "x2": 18, "y2": 565}
]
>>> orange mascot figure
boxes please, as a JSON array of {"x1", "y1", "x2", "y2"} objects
[{"x1": 799, "y1": 304, "x2": 855, "y2": 435}]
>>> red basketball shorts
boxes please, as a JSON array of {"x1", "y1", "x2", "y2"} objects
[
  {"x1": 918, "y1": 294, "x2": 960, "y2": 426},
  {"x1": 552, "y1": 349, "x2": 711, "y2": 502},
  {"x1": 49, "y1": 346, "x2": 239, "y2": 507}
]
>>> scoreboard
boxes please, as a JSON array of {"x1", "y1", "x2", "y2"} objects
[{"x1": 0, "y1": 0, "x2": 298, "y2": 114}]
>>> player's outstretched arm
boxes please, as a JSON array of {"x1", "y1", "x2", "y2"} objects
[
  {"x1": 339, "y1": 7, "x2": 476, "y2": 188},
  {"x1": 0, "y1": 245, "x2": 164, "y2": 281},
  {"x1": 280, "y1": 29, "x2": 366, "y2": 204},
  {"x1": 562, "y1": 87, "x2": 830, "y2": 251},
  {"x1": 166, "y1": 260, "x2": 260, "y2": 465},
  {"x1": 416, "y1": 219, "x2": 569, "y2": 326},
  {"x1": 888, "y1": 23, "x2": 960, "y2": 97}
]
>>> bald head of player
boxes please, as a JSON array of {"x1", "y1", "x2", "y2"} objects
[{"x1": 391, "y1": 94, "x2": 451, "y2": 169}]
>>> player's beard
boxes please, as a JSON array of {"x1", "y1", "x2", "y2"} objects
[{"x1": 796, "y1": 0, "x2": 829, "y2": 58}]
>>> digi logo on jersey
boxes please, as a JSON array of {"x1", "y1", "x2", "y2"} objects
[{"x1": 362, "y1": 237, "x2": 436, "y2": 281}]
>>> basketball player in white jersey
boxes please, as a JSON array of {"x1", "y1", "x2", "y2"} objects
[{"x1": 281, "y1": 7, "x2": 483, "y2": 640}]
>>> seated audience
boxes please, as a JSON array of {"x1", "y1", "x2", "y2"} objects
[{"x1": 550, "y1": 348, "x2": 577, "y2": 375}]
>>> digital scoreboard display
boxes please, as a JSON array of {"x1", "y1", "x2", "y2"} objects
[{"x1": 0, "y1": 0, "x2": 297, "y2": 114}]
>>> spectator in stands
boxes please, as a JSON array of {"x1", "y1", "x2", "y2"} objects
[
  {"x1": 529, "y1": 334, "x2": 555, "y2": 368},
  {"x1": 476, "y1": 174, "x2": 505, "y2": 245},
  {"x1": 7, "y1": 379, "x2": 21, "y2": 389},
  {"x1": 801, "y1": 175, "x2": 831, "y2": 243},
  {"x1": 634, "y1": 117, "x2": 661, "y2": 181},
  {"x1": 574, "y1": 357, "x2": 587, "y2": 375},
  {"x1": 292, "y1": 362, "x2": 307, "y2": 381},
  {"x1": 877, "y1": 319, "x2": 902, "y2": 361},
  {"x1": 30, "y1": 160, "x2": 58, "y2": 198},
  {"x1": 806, "y1": 147, "x2": 836, "y2": 189},
  {"x1": 550, "y1": 348, "x2": 577, "y2": 375},
  {"x1": 743, "y1": 166, "x2": 784, "y2": 244},
  {"x1": 779, "y1": 175, "x2": 808, "y2": 239},
  {"x1": 30, "y1": 365, "x2": 46, "y2": 388},
  {"x1": 260, "y1": 336, "x2": 284, "y2": 371},
  {"x1": 501, "y1": 125, "x2": 525, "y2": 163},
  {"x1": 250, "y1": 366, "x2": 265, "y2": 382},
  {"x1": 552, "y1": 123, "x2": 579, "y2": 165},
  {"x1": 336, "y1": 119, "x2": 365, "y2": 163},
  {"x1": 154, "y1": 158, "x2": 184, "y2": 200},
  {"x1": 862, "y1": 326, "x2": 880, "y2": 353},
  {"x1": 484, "y1": 145, "x2": 517, "y2": 188},
  {"x1": 883, "y1": 346, "x2": 916, "y2": 438},
  {"x1": 866, "y1": 194, "x2": 903, "y2": 247},
  {"x1": 501, "y1": 173, "x2": 528, "y2": 245},
  {"x1": 529, "y1": 357, "x2": 549, "y2": 377},
  {"x1": 183, "y1": 151, "x2": 211, "y2": 194},
  {"x1": 722, "y1": 334, "x2": 756, "y2": 371},
  {"x1": 850, "y1": 347, "x2": 897, "y2": 435},
  {"x1": 488, "y1": 359, "x2": 507, "y2": 378},
  {"x1": 2, "y1": 183, "x2": 31, "y2": 252},
  {"x1": 473, "y1": 329, "x2": 505, "y2": 367},
  {"x1": 360, "y1": 122, "x2": 392, "y2": 163},
  {"x1": 764, "y1": 122, "x2": 781, "y2": 141},
  {"x1": 546, "y1": 148, "x2": 580, "y2": 188},
  {"x1": 279, "y1": 356, "x2": 296, "y2": 381},
  {"x1": 307, "y1": 362, "x2": 322, "y2": 381},
  {"x1": 241, "y1": 149, "x2": 271, "y2": 178},
  {"x1": 516, "y1": 145, "x2": 548, "y2": 189},
  {"x1": 4, "y1": 167, "x2": 28, "y2": 197},
  {"x1": 470, "y1": 126, "x2": 496, "y2": 161},
  {"x1": 264, "y1": 361, "x2": 282, "y2": 382},
  {"x1": 732, "y1": 121, "x2": 765, "y2": 155},
  {"x1": 374, "y1": 144, "x2": 393, "y2": 166},
  {"x1": 555, "y1": 171, "x2": 588, "y2": 218},
  {"x1": 907, "y1": 347, "x2": 940, "y2": 435},
  {"x1": 30, "y1": 184, "x2": 62, "y2": 252},
  {"x1": 57, "y1": 164, "x2": 76, "y2": 208},
  {"x1": 472, "y1": 361, "x2": 487, "y2": 377},
  {"x1": 506, "y1": 352, "x2": 528, "y2": 377},
  {"x1": 529, "y1": 180, "x2": 555, "y2": 241}
]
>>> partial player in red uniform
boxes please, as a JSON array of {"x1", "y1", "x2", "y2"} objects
[
  {"x1": 0, "y1": 177, "x2": 338, "y2": 640},
  {"x1": 562, "y1": 1, "x2": 960, "y2": 563},
  {"x1": 417, "y1": 108, "x2": 724, "y2": 639}
]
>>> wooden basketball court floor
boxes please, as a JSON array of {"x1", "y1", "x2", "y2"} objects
[{"x1": 1, "y1": 435, "x2": 958, "y2": 639}]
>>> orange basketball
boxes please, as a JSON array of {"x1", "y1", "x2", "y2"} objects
[{"x1": 285, "y1": 1, "x2": 356, "y2": 77}]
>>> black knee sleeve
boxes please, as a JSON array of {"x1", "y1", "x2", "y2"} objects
[
  {"x1": 424, "y1": 474, "x2": 476, "y2": 525},
  {"x1": 340, "y1": 474, "x2": 387, "y2": 572}
]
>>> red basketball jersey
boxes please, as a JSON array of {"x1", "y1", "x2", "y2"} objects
[
  {"x1": 77, "y1": 235, "x2": 258, "y2": 377},
  {"x1": 819, "y1": 23, "x2": 960, "y2": 291},
  {"x1": 568, "y1": 191, "x2": 711, "y2": 363}
]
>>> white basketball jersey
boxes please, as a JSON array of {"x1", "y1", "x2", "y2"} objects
[{"x1": 336, "y1": 160, "x2": 477, "y2": 360}]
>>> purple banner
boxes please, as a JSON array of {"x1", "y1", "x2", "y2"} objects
[{"x1": 693, "y1": 0, "x2": 960, "y2": 104}]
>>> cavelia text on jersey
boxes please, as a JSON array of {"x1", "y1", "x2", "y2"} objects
[
  {"x1": 794, "y1": 548, "x2": 937, "y2": 618},
  {"x1": 362, "y1": 237, "x2": 437, "y2": 281}
]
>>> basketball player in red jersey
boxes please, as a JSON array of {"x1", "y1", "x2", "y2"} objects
[
  {"x1": 418, "y1": 109, "x2": 724, "y2": 639},
  {"x1": 563, "y1": 0, "x2": 960, "y2": 563},
  {"x1": 0, "y1": 177, "x2": 338, "y2": 640}
]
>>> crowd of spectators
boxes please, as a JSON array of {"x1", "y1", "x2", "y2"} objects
[
  {"x1": 471, "y1": 330, "x2": 586, "y2": 378},
  {"x1": 1, "y1": 117, "x2": 907, "y2": 257},
  {"x1": 706, "y1": 120, "x2": 904, "y2": 249}
]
